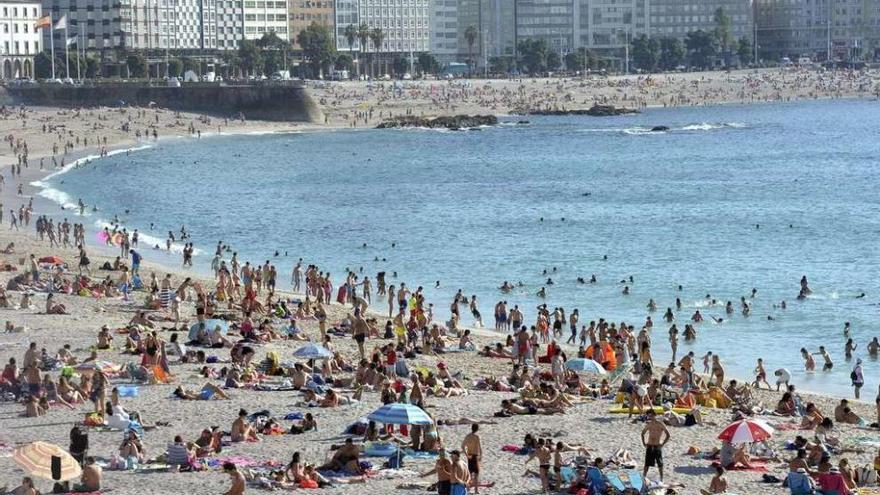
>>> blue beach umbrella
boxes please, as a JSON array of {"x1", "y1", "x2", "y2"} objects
[
  {"x1": 367, "y1": 403, "x2": 433, "y2": 426},
  {"x1": 564, "y1": 358, "x2": 607, "y2": 375},
  {"x1": 188, "y1": 319, "x2": 230, "y2": 341},
  {"x1": 292, "y1": 343, "x2": 333, "y2": 360}
]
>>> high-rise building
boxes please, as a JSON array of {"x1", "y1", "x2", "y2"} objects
[
  {"x1": 44, "y1": 0, "x2": 219, "y2": 53},
  {"x1": 515, "y1": 0, "x2": 575, "y2": 55},
  {"x1": 430, "y1": 0, "x2": 457, "y2": 64},
  {"x1": 0, "y1": 1, "x2": 41, "y2": 78},
  {"x1": 289, "y1": 0, "x2": 333, "y2": 49},
  {"x1": 216, "y1": 0, "x2": 243, "y2": 50},
  {"x1": 755, "y1": 0, "x2": 880, "y2": 61},
  {"x1": 649, "y1": 0, "x2": 752, "y2": 42},
  {"x1": 335, "y1": 0, "x2": 429, "y2": 55},
  {"x1": 242, "y1": 0, "x2": 288, "y2": 40}
]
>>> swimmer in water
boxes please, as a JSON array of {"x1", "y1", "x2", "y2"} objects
[
  {"x1": 622, "y1": 286, "x2": 629, "y2": 295},
  {"x1": 590, "y1": 274, "x2": 596, "y2": 283},
  {"x1": 536, "y1": 287, "x2": 546, "y2": 298},
  {"x1": 856, "y1": 292, "x2": 866, "y2": 299},
  {"x1": 800, "y1": 348, "x2": 816, "y2": 371}
]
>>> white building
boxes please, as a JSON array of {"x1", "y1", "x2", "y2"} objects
[
  {"x1": 336, "y1": 0, "x2": 430, "y2": 54},
  {"x1": 0, "y1": 1, "x2": 41, "y2": 78},
  {"x1": 242, "y1": 0, "x2": 288, "y2": 40}
]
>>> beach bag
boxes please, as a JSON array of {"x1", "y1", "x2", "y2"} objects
[{"x1": 299, "y1": 479, "x2": 318, "y2": 489}]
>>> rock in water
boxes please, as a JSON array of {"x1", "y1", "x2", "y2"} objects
[
  {"x1": 376, "y1": 115, "x2": 498, "y2": 130},
  {"x1": 527, "y1": 105, "x2": 640, "y2": 117},
  {"x1": 650, "y1": 126, "x2": 670, "y2": 132}
]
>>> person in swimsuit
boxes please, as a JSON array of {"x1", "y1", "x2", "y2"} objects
[
  {"x1": 461, "y1": 424, "x2": 483, "y2": 493},
  {"x1": 525, "y1": 438, "x2": 552, "y2": 493}
]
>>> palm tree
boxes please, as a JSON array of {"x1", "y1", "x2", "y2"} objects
[
  {"x1": 464, "y1": 24, "x2": 478, "y2": 74},
  {"x1": 369, "y1": 27, "x2": 385, "y2": 78},
  {"x1": 357, "y1": 22, "x2": 370, "y2": 78},
  {"x1": 344, "y1": 24, "x2": 358, "y2": 75}
]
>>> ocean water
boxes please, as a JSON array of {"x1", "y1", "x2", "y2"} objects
[{"x1": 38, "y1": 99, "x2": 880, "y2": 396}]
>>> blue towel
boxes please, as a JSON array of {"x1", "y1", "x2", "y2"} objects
[{"x1": 284, "y1": 412, "x2": 304, "y2": 420}]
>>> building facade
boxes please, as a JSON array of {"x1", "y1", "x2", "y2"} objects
[
  {"x1": 649, "y1": 0, "x2": 752, "y2": 42},
  {"x1": 216, "y1": 0, "x2": 243, "y2": 50},
  {"x1": 242, "y1": 0, "x2": 288, "y2": 40},
  {"x1": 45, "y1": 0, "x2": 219, "y2": 53},
  {"x1": 756, "y1": 0, "x2": 880, "y2": 61},
  {"x1": 430, "y1": 0, "x2": 457, "y2": 64},
  {"x1": 289, "y1": 0, "x2": 333, "y2": 49},
  {"x1": 0, "y1": 1, "x2": 40, "y2": 78},
  {"x1": 335, "y1": 0, "x2": 429, "y2": 54}
]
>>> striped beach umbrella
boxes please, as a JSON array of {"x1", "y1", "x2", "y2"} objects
[
  {"x1": 564, "y1": 358, "x2": 607, "y2": 375},
  {"x1": 718, "y1": 419, "x2": 774, "y2": 444},
  {"x1": 292, "y1": 343, "x2": 333, "y2": 360},
  {"x1": 13, "y1": 442, "x2": 82, "y2": 481},
  {"x1": 367, "y1": 403, "x2": 433, "y2": 425}
]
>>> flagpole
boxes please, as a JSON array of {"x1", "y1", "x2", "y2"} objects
[
  {"x1": 64, "y1": 24, "x2": 69, "y2": 79},
  {"x1": 50, "y1": 19, "x2": 55, "y2": 80}
]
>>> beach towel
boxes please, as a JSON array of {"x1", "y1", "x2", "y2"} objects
[{"x1": 159, "y1": 288, "x2": 173, "y2": 308}]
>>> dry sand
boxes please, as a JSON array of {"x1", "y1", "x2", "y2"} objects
[{"x1": 0, "y1": 76, "x2": 878, "y2": 495}]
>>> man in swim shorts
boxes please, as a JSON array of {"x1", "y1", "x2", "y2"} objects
[
  {"x1": 642, "y1": 410, "x2": 670, "y2": 481},
  {"x1": 461, "y1": 424, "x2": 483, "y2": 493}
]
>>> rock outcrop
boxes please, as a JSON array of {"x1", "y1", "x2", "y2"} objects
[
  {"x1": 528, "y1": 105, "x2": 640, "y2": 117},
  {"x1": 376, "y1": 115, "x2": 498, "y2": 130}
]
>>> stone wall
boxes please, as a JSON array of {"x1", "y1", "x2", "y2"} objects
[{"x1": 0, "y1": 82, "x2": 323, "y2": 123}]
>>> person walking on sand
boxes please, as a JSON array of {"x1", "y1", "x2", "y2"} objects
[
  {"x1": 642, "y1": 410, "x2": 670, "y2": 482},
  {"x1": 461, "y1": 424, "x2": 483, "y2": 494},
  {"x1": 449, "y1": 450, "x2": 471, "y2": 495}
]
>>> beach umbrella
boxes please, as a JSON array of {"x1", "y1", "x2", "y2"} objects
[
  {"x1": 12, "y1": 442, "x2": 82, "y2": 481},
  {"x1": 564, "y1": 358, "x2": 607, "y2": 375},
  {"x1": 292, "y1": 343, "x2": 333, "y2": 360},
  {"x1": 718, "y1": 419, "x2": 774, "y2": 444},
  {"x1": 38, "y1": 256, "x2": 64, "y2": 265},
  {"x1": 367, "y1": 403, "x2": 433, "y2": 426},
  {"x1": 187, "y1": 319, "x2": 229, "y2": 341},
  {"x1": 367, "y1": 403, "x2": 433, "y2": 467}
]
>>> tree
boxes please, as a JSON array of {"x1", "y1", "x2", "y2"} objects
[
  {"x1": 126, "y1": 53, "x2": 147, "y2": 78},
  {"x1": 489, "y1": 56, "x2": 511, "y2": 74},
  {"x1": 167, "y1": 58, "x2": 183, "y2": 78},
  {"x1": 357, "y1": 22, "x2": 370, "y2": 77},
  {"x1": 343, "y1": 24, "x2": 358, "y2": 75},
  {"x1": 297, "y1": 23, "x2": 335, "y2": 78},
  {"x1": 631, "y1": 34, "x2": 661, "y2": 72},
  {"x1": 685, "y1": 30, "x2": 719, "y2": 68},
  {"x1": 391, "y1": 54, "x2": 408, "y2": 76},
  {"x1": 238, "y1": 39, "x2": 264, "y2": 77},
  {"x1": 517, "y1": 38, "x2": 549, "y2": 74},
  {"x1": 565, "y1": 47, "x2": 601, "y2": 71},
  {"x1": 714, "y1": 7, "x2": 733, "y2": 65},
  {"x1": 369, "y1": 27, "x2": 385, "y2": 77},
  {"x1": 335, "y1": 53, "x2": 354, "y2": 73},
  {"x1": 34, "y1": 52, "x2": 53, "y2": 79},
  {"x1": 417, "y1": 53, "x2": 439, "y2": 75},
  {"x1": 464, "y1": 24, "x2": 478, "y2": 74},
  {"x1": 737, "y1": 36, "x2": 752, "y2": 66},
  {"x1": 258, "y1": 31, "x2": 291, "y2": 75},
  {"x1": 84, "y1": 54, "x2": 101, "y2": 78},
  {"x1": 546, "y1": 51, "x2": 561, "y2": 71},
  {"x1": 659, "y1": 37, "x2": 685, "y2": 70},
  {"x1": 220, "y1": 52, "x2": 241, "y2": 79}
]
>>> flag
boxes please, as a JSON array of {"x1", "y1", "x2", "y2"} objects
[
  {"x1": 66, "y1": 36, "x2": 77, "y2": 46},
  {"x1": 34, "y1": 14, "x2": 51, "y2": 30},
  {"x1": 54, "y1": 15, "x2": 67, "y2": 30}
]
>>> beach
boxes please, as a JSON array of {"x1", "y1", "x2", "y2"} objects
[{"x1": 0, "y1": 69, "x2": 879, "y2": 495}]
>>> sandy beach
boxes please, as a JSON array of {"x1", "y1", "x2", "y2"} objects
[{"x1": 0, "y1": 70, "x2": 878, "y2": 495}]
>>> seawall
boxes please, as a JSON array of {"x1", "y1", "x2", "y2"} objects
[{"x1": 0, "y1": 81, "x2": 323, "y2": 123}]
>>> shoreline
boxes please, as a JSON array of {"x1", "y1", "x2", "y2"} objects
[
  {"x1": 0, "y1": 77, "x2": 878, "y2": 494},
  {"x1": 19, "y1": 97, "x2": 876, "y2": 400}
]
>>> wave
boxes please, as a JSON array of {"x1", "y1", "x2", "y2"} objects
[
  {"x1": 92, "y1": 219, "x2": 201, "y2": 256},
  {"x1": 578, "y1": 122, "x2": 747, "y2": 135}
]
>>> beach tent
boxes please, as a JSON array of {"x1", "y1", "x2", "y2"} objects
[
  {"x1": 292, "y1": 343, "x2": 333, "y2": 360},
  {"x1": 13, "y1": 442, "x2": 82, "y2": 481},
  {"x1": 718, "y1": 419, "x2": 774, "y2": 444},
  {"x1": 564, "y1": 358, "x2": 607, "y2": 375},
  {"x1": 188, "y1": 319, "x2": 230, "y2": 341}
]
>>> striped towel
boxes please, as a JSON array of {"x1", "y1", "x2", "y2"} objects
[{"x1": 159, "y1": 288, "x2": 173, "y2": 308}]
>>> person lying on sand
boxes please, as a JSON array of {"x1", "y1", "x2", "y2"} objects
[
  {"x1": 500, "y1": 399, "x2": 563, "y2": 415},
  {"x1": 173, "y1": 383, "x2": 229, "y2": 400}
]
